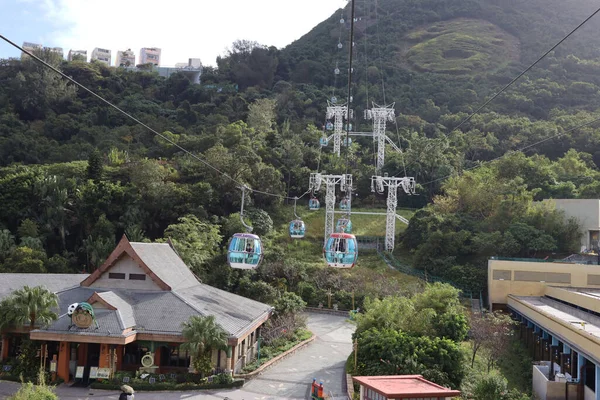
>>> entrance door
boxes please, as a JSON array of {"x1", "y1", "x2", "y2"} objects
[{"x1": 83, "y1": 343, "x2": 100, "y2": 385}]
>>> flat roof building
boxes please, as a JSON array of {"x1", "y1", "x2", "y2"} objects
[
  {"x1": 116, "y1": 49, "x2": 135, "y2": 67},
  {"x1": 139, "y1": 47, "x2": 161, "y2": 66},
  {"x1": 68, "y1": 49, "x2": 87, "y2": 61},
  {"x1": 543, "y1": 199, "x2": 599, "y2": 252},
  {"x1": 353, "y1": 375, "x2": 461, "y2": 400},
  {"x1": 91, "y1": 47, "x2": 111, "y2": 66},
  {"x1": 21, "y1": 41, "x2": 42, "y2": 59}
]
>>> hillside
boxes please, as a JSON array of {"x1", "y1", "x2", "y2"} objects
[{"x1": 279, "y1": 0, "x2": 600, "y2": 118}]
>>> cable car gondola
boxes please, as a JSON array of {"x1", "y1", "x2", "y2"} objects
[
  {"x1": 320, "y1": 137, "x2": 329, "y2": 147},
  {"x1": 342, "y1": 137, "x2": 352, "y2": 146},
  {"x1": 335, "y1": 218, "x2": 352, "y2": 233},
  {"x1": 289, "y1": 197, "x2": 306, "y2": 239},
  {"x1": 326, "y1": 122, "x2": 334, "y2": 131},
  {"x1": 339, "y1": 198, "x2": 350, "y2": 210},
  {"x1": 227, "y1": 186, "x2": 263, "y2": 270},
  {"x1": 324, "y1": 232, "x2": 358, "y2": 268},
  {"x1": 309, "y1": 197, "x2": 320, "y2": 211}
]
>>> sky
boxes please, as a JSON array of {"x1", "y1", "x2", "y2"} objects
[{"x1": 0, "y1": 0, "x2": 347, "y2": 66}]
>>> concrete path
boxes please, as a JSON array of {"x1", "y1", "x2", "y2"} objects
[{"x1": 0, "y1": 312, "x2": 354, "y2": 400}]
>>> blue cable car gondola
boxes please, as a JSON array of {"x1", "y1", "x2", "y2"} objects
[
  {"x1": 309, "y1": 197, "x2": 320, "y2": 211},
  {"x1": 342, "y1": 137, "x2": 352, "y2": 146},
  {"x1": 320, "y1": 137, "x2": 329, "y2": 147},
  {"x1": 227, "y1": 186, "x2": 263, "y2": 270},
  {"x1": 323, "y1": 233, "x2": 358, "y2": 268},
  {"x1": 289, "y1": 220, "x2": 306, "y2": 239},
  {"x1": 339, "y1": 198, "x2": 350, "y2": 210},
  {"x1": 228, "y1": 233, "x2": 263, "y2": 270},
  {"x1": 335, "y1": 218, "x2": 352, "y2": 233},
  {"x1": 326, "y1": 122, "x2": 334, "y2": 131}
]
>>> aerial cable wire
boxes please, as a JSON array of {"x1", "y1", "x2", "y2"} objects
[
  {"x1": 448, "y1": 5, "x2": 600, "y2": 133},
  {"x1": 0, "y1": 34, "x2": 310, "y2": 201},
  {"x1": 421, "y1": 113, "x2": 600, "y2": 187},
  {"x1": 344, "y1": 0, "x2": 357, "y2": 177}
]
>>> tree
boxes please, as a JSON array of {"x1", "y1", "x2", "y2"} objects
[
  {"x1": 3, "y1": 285, "x2": 58, "y2": 330},
  {"x1": 1, "y1": 246, "x2": 47, "y2": 273},
  {"x1": 162, "y1": 215, "x2": 222, "y2": 278},
  {"x1": 86, "y1": 149, "x2": 103, "y2": 181},
  {"x1": 180, "y1": 315, "x2": 228, "y2": 376}
]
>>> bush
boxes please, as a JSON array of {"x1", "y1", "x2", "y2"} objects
[
  {"x1": 7, "y1": 382, "x2": 57, "y2": 400},
  {"x1": 212, "y1": 372, "x2": 233, "y2": 385}
]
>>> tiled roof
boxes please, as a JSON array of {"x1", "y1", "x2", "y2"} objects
[
  {"x1": 97, "y1": 291, "x2": 136, "y2": 330},
  {"x1": 128, "y1": 291, "x2": 199, "y2": 334},
  {"x1": 38, "y1": 309, "x2": 133, "y2": 338},
  {"x1": 0, "y1": 273, "x2": 87, "y2": 300},
  {"x1": 130, "y1": 242, "x2": 199, "y2": 290},
  {"x1": 175, "y1": 284, "x2": 273, "y2": 337}
]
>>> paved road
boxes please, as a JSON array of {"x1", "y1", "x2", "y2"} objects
[{"x1": 0, "y1": 313, "x2": 354, "y2": 400}]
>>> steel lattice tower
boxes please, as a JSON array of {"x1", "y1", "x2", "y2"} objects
[
  {"x1": 326, "y1": 103, "x2": 349, "y2": 157},
  {"x1": 365, "y1": 103, "x2": 395, "y2": 171},
  {"x1": 372, "y1": 175, "x2": 416, "y2": 251},
  {"x1": 310, "y1": 173, "x2": 353, "y2": 245}
]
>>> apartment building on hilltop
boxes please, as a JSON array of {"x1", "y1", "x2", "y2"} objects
[
  {"x1": 116, "y1": 49, "x2": 135, "y2": 67},
  {"x1": 68, "y1": 50, "x2": 87, "y2": 62},
  {"x1": 139, "y1": 47, "x2": 161, "y2": 66},
  {"x1": 91, "y1": 48, "x2": 111, "y2": 66}
]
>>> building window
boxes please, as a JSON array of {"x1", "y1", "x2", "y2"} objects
[
  {"x1": 108, "y1": 273, "x2": 125, "y2": 279},
  {"x1": 129, "y1": 274, "x2": 146, "y2": 281},
  {"x1": 590, "y1": 231, "x2": 599, "y2": 251},
  {"x1": 160, "y1": 345, "x2": 190, "y2": 368}
]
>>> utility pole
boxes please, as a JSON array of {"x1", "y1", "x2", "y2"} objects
[
  {"x1": 372, "y1": 175, "x2": 416, "y2": 251},
  {"x1": 365, "y1": 103, "x2": 395, "y2": 172}
]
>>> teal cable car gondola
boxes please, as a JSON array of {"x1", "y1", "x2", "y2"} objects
[
  {"x1": 289, "y1": 197, "x2": 306, "y2": 239},
  {"x1": 323, "y1": 232, "x2": 358, "y2": 268},
  {"x1": 320, "y1": 137, "x2": 329, "y2": 147},
  {"x1": 339, "y1": 198, "x2": 350, "y2": 210},
  {"x1": 335, "y1": 218, "x2": 352, "y2": 233},
  {"x1": 309, "y1": 197, "x2": 320, "y2": 211},
  {"x1": 227, "y1": 186, "x2": 263, "y2": 270}
]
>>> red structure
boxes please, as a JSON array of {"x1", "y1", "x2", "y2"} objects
[{"x1": 352, "y1": 375, "x2": 461, "y2": 400}]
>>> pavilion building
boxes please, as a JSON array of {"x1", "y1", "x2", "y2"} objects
[{"x1": 0, "y1": 235, "x2": 272, "y2": 382}]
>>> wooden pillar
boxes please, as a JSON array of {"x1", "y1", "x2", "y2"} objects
[
  {"x1": 77, "y1": 343, "x2": 87, "y2": 367},
  {"x1": 0, "y1": 335, "x2": 9, "y2": 361},
  {"x1": 99, "y1": 344, "x2": 111, "y2": 369},
  {"x1": 115, "y1": 345, "x2": 123, "y2": 371},
  {"x1": 57, "y1": 341, "x2": 70, "y2": 382},
  {"x1": 154, "y1": 346, "x2": 162, "y2": 367}
]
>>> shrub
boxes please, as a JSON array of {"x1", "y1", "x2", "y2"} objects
[{"x1": 7, "y1": 382, "x2": 57, "y2": 400}]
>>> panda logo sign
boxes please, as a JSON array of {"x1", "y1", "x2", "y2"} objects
[{"x1": 68, "y1": 302, "x2": 96, "y2": 329}]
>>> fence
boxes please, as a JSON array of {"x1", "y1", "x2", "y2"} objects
[{"x1": 378, "y1": 250, "x2": 485, "y2": 311}]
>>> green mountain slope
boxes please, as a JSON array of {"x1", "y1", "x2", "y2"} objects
[{"x1": 278, "y1": 0, "x2": 600, "y2": 118}]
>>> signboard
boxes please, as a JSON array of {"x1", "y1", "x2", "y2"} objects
[
  {"x1": 75, "y1": 366, "x2": 84, "y2": 379},
  {"x1": 96, "y1": 368, "x2": 111, "y2": 379},
  {"x1": 2, "y1": 365, "x2": 12, "y2": 372},
  {"x1": 122, "y1": 376, "x2": 130, "y2": 383},
  {"x1": 89, "y1": 367, "x2": 98, "y2": 379},
  {"x1": 49, "y1": 361, "x2": 57, "y2": 373},
  {"x1": 149, "y1": 377, "x2": 156, "y2": 384}
]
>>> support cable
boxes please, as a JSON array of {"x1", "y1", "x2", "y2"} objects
[
  {"x1": 345, "y1": 0, "x2": 357, "y2": 176},
  {"x1": 0, "y1": 34, "x2": 310, "y2": 201}
]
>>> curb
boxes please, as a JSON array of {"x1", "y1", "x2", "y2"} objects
[
  {"x1": 305, "y1": 307, "x2": 351, "y2": 317},
  {"x1": 234, "y1": 334, "x2": 316, "y2": 380}
]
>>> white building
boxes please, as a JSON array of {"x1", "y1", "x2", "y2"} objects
[
  {"x1": 544, "y1": 199, "x2": 600, "y2": 252},
  {"x1": 139, "y1": 47, "x2": 161, "y2": 66},
  {"x1": 116, "y1": 49, "x2": 135, "y2": 67},
  {"x1": 68, "y1": 50, "x2": 87, "y2": 62},
  {"x1": 188, "y1": 58, "x2": 202, "y2": 68},
  {"x1": 21, "y1": 42, "x2": 42, "y2": 59},
  {"x1": 91, "y1": 48, "x2": 112, "y2": 66},
  {"x1": 45, "y1": 47, "x2": 64, "y2": 59}
]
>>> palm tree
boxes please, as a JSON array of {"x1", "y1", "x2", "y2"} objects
[
  {"x1": 180, "y1": 315, "x2": 228, "y2": 375},
  {"x1": 8, "y1": 286, "x2": 59, "y2": 330}
]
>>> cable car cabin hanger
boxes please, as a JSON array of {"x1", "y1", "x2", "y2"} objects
[
  {"x1": 227, "y1": 186, "x2": 263, "y2": 270},
  {"x1": 289, "y1": 196, "x2": 306, "y2": 239},
  {"x1": 324, "y1": 232, "x2": 358, "y2": 269}
]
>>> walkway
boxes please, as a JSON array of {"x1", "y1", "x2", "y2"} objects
[{"x1": 0, "y1": 312, "x2": 354, "y2": 400}]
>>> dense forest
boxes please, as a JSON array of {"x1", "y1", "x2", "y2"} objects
[{"x1": 0, "y1": 0, "x2": 600, "y2": 296}]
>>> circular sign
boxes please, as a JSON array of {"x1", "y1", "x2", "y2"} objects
[
  {"x1": 72, "y1": 310, "x2": 93, "y2": 329},
  {"x1": 141, "y1": 353, "x2": 154, "y2": 368}
]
